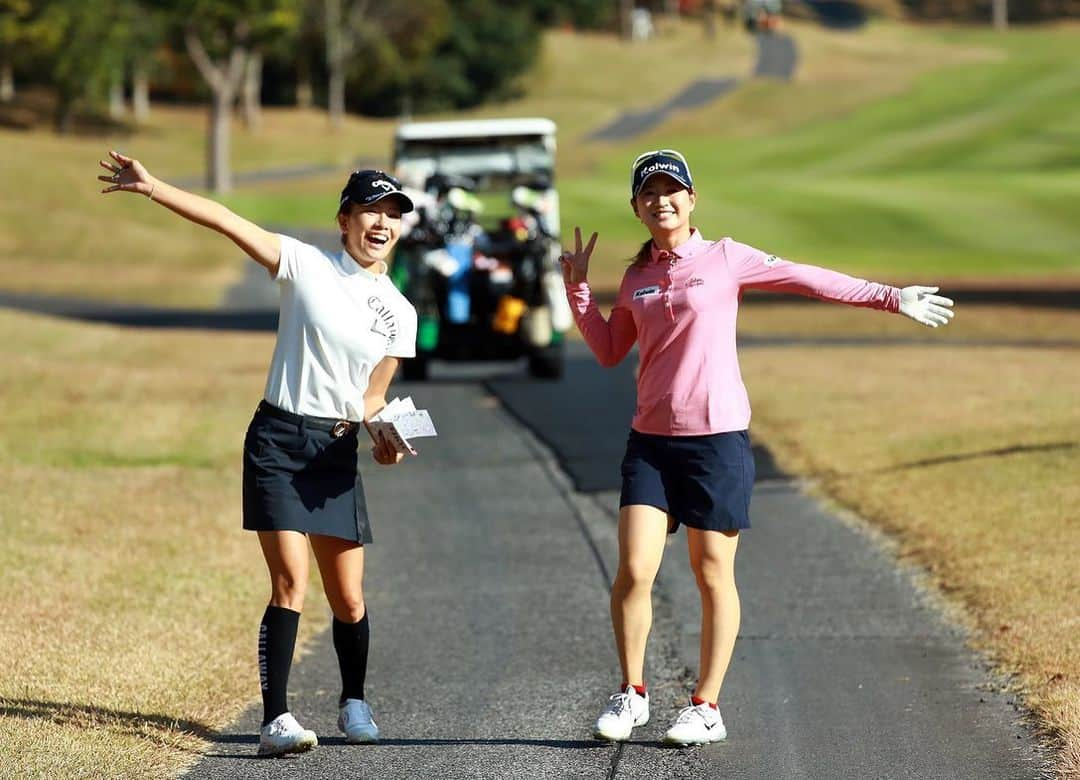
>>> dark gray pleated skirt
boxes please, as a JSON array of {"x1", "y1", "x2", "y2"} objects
[{"x1": 242, "y1": 401, "x2": 372, "y2": 544}]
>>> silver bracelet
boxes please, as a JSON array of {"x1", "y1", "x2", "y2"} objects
[{"x1": 147, "y1": 182, "x2": 156, "y2": 202}]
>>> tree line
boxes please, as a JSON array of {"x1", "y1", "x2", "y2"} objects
[
  {"x1": 0, "y1": 0, "x2": 615, "y2": 190},
  {"x1": 4, "y1": 0, "x2": 1067, "y2": 189}
]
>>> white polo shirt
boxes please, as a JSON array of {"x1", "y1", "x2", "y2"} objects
[{"x1": 263, "y1": 235, "x2": 417, "y2": 421}]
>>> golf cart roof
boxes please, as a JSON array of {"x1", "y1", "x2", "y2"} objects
[{"x1": 395, "y1": 118, "x2": 556, "y2": 142}]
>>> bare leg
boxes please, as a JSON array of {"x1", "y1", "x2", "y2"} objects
[
  {"x1": 258, "y1": 530, "x2": 310, "y2": 610},
  {"x1": 255, "y1": 530, "x2": 309, "y2": 727},
  {"x1": 311, "y1": 534, "x2": 370, "y2": 709},
  {"x1": 686, "y1": 528, "x2": 740, "y2": 703},
  {"x1": 309, "y1": 534, "x2": 366, "y2": 622},
  {"x1": 611, "y1": 505, "x2": 669, "y2": 687}
]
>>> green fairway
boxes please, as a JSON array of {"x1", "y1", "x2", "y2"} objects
[
  {"x1": 558, "y1": 23, "x2": 1080, "y2": 285},
  {"x1": 221, "y1": 22, "x2": 1080, "y2": 288}
]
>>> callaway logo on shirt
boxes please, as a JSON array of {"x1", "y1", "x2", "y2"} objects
[
  {"x1": 368, "y1": 295, "x2": 398, "y2": 343},
  {"x1": 763, "y1": 254, "x2": 782, "y2": 266},
  {"x1": 633, "y1": 285, "x2": 661, "y2": 300}
]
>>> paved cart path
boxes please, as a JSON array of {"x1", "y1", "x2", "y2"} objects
[
  {"x1": 184, "y1": 345, "x2": 1043, "y2": 779},
  {"x1": 588, "y1": 33, "x2": 796, "y2": 142}
]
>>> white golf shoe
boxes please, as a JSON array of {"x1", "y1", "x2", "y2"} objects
[
  {"x1": 663, "y1": 700, "x2": 727, "y2": 746},
  {"x1": 257, "y1": 712, "x2": 318, "y2": 757},
  {"x1": 338, "y1": 698, "x2": 380, "y2": 743},
  {"x1": 593, "y1": 685, "x2": 650, "y2": 742}
]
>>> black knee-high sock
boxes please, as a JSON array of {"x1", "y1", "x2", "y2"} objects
[
  {"x1": 333, "y1": 612, "x2": 370, "y2": 705},
  {"x1": 259, "y1": 606, "x2": 300, "y2": 726}
]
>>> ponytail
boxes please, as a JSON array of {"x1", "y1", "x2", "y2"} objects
[{"x1": 629, "y1": 239, "x2": 653, "y2": 269}]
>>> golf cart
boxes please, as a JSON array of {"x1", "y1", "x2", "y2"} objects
[{"x1": 390, "y1": 118, "x2": 571, "y2": 381}]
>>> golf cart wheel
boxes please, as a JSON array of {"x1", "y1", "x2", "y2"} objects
[
  {"x1": 528, "y1": 344, "x2": 564, "y2": 380},
  {"x1": 402, "y1": 355, "x2": 430, "y2": 381}
]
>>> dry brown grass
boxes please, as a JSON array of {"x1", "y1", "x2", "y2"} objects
[
  {"x1": 0, "y1": 107, "x2": 396, "y2": 307},
  {"x1": 0, "y1": 18, "x2": 752, "y2": 309},
  {"x1": 736, "y1": 301, "x2": 1080, "y2": 342},
  {"x1": 740, "y1": 338, "x2": 1080, "y2": 778},
  {"x1": 2, "y1": 301, "x2": 1078, "y2": 776},
  {"x1": 0, "y1": 308, "x2": 328, "y2": 779}
]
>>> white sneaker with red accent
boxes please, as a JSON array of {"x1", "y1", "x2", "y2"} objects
[
  {"x1": 257, "y1": 712, "x2": 318, "y2": 756},
  {"x1": 663, "y1": 700, "x2": 727, "y2": 746},
  {"x1": 593, "y1": 686, "x2": 650, "y2": 742}
]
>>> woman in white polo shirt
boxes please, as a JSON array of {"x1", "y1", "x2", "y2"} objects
[{"x1": 99, "y1": 150, "x2": 417, "y2": 756}]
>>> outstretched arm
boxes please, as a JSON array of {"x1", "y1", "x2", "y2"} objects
[
  {"x1": 560, "y1": 227, "x2": 637, "y2": 367},
  {"x1": 725, "y1": 240, "x2": 954, "y2": 327},
  {"x1": 98, "y1": 149, "x2": 281, "y2": 275}
]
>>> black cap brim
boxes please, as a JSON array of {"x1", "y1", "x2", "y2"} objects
[
  {"x1": 366, "y1": 191, "x2": 414, "y2": 214},
  {"x1": 341, "y1": 190, "x2": 415, "y2": 214}
]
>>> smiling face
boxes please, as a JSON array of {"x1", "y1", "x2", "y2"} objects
[
  {"x1": 337, "y1": 198, "x2": 405, "y2": 268},
  {"x1": 631, "y1": 173, "x2": 696, "y2": 242}
]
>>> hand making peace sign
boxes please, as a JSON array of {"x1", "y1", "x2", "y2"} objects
[{"x1": 559, "y1": 227, "x2": 598, "y2": 285}]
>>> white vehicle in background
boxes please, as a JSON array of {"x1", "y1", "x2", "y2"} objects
[{"x1": 390, "y1": 117, "x2": 571, "y2": 380}]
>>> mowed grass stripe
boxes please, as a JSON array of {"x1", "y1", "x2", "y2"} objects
[
  {"x1": 801, "y1": 62, "x2": 1080, "y2": 176},
  {"x1": 773, "y1": 175, "x2": 1080, "y2": 264}
]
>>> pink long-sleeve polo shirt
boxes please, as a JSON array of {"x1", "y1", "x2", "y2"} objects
[{"x1": 566, "y1": 230, "x2": 900, "y2": 436}]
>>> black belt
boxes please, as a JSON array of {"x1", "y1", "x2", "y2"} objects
[{"x1": 257, "y1": 401, "x2": 360, "y2": 438}]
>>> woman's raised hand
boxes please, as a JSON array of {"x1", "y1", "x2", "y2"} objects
[
  {"x1": 98, "y1": 150, "x2": 154, "y2": 197},
  {"x1": 560, "y1": 227, "x2": 598, "y2": 285}
]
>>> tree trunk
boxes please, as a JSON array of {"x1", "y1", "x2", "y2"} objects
[
  {"x1": 993, "y1": 0, "x2": 1008, "y2": 29},
  {"x1": 703, "y1": 0, "x2": 718, "y2": 39},
  {"x1": 328, "y1": 67, "x2": 345, "y2": 127},
  {"x1": 0, "y1": 60, "x2": 13, "y2": 103},
  {"x1": 54, "y1": 85, "x2": 76, "y2": 134},
  {"x1": 325, "y1": 0, "x2": 345, "y2": 127},
  {"x1": 209, "y1": 91, "x2": 233, "y2": 192},
  {"x1": 618, "y1": 0, "x2": 634, "y2": 39},
  {"x1": 184, "y1": 27, "x2": 247, "y2": 193},
  {"x1": 296, "y1": 53, "x2": 313, "y2": 108},
  {"x1": 133, "y1": 61, "x2": 151, "y2": 122},
  {"x1": 108, "y1": 67, "x2": 125, "y2": 120},
  {"x1": 241, "y1": 50, "x2": 262, "y2": 132},
  {"x1": 325, "y1": 0, "x2": 370, "y2": 127}
]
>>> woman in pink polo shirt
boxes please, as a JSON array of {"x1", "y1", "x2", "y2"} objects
[{"x1": 561, "y1": 149, "x2": 954, "y2": 746}]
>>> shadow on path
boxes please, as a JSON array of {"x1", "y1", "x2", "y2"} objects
[
  {"x1": 798, "y1": 0, "x2": 869, "y2": 29},
  {"x1": 851, "y1": 440, "x2": 1079, "y2": 476},
  {"x1": 0, "y1": 697, "x2": 214, "y2": 747},
  {"x1": 487, "y1": 348, "x2": 787, "y2": 493}
]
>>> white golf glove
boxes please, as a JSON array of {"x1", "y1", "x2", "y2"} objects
[{"x1": 899, "y1": 285, "x2": 955, "y2": 328}]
